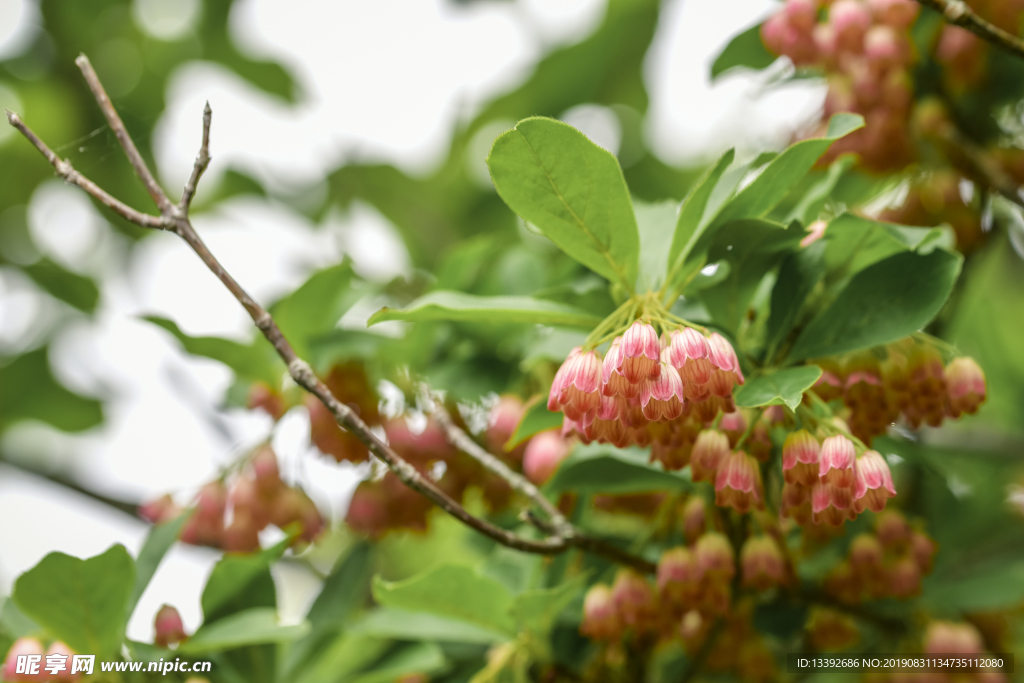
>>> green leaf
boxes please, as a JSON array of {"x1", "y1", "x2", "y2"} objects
[
  {"x1": 711, "y1": 22, "x2": 776, "y2": 79},
  {"x1": 127, "y1": 512, "x2": 190, "y2": 617},
  {"x1": 348, "y1": 643, "x2": 447, "y2": 683},
  {"x1": 144, "y1": 316, "x2": 282, "y2": 386},
  {"x1": 547, "y1": 443, "x2": 693, "y2": 495},
  {"x1": 788, "y1": 249, "x2": 962, "y2": 361},
  {"x1": 487, "y1": 117, "x2": 640, "y2": 289},
  {"x1": 783, "y1": 155, "x2": 855, "y2": 226},
  {"x1": 292, "y1": 635, "x2": 390, "y2": 683},
  {"x1": 13, "y1": 545, "x2": 134, "y2": 657},
  {"x1": 351, "y1": 608, "x2": 507, "y2": 644},
  {"x1": 1, "y1": 599, "x2": 40, "y2": 639},
  {"x1": 510, "y1": 573, "x2": 589, "y2": 638},
  {"x1": 634, "y1": 199, "x2": 680, "y2": 293},
  {"x1": 202, "y1": 540, "x2": 288, "y2": 623},
  {"x1": 0, "y1": 347, "x2": 103, "y2": 433},
  {"x1": 823, "y1": 213, "x2": 955, "y2": 277},
  {"x1": 371, "y1": 564, "x2": 516, "y2": 636},
  {"x1": 506, "y1": 397, "x2": 564, "y2": 450},
  {"x1": 666, "y1": 149, "x2": 736, "y2": 289},
  {"x1": 765, "y1": 240, "x2": 827, "y2": 360},
  {"x1": 697, "y1": 219, "x2": 804, "y2": 333},
  {"x1": 368, "y1": 291, "x2": 602, "y2": 328},
  {"x1": 270, "y1": 262, "x2": 359, "y2": 359},
  {"x1": 178, "y1": 608, "x2": 309, "y2": 653},
  {"x1": 734, "y1": 366, "x2": 823, "y2": 411},
  {"x1": 713, "y1": 114, "x2": 864, "y2": 228},
  {"x1": 22, "y1": 258, "x2": 99, "y2": 312}
]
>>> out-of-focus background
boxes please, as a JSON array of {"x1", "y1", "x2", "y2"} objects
[{"x1": 1, "y1": 0, "x2": 1022, "y2": 646}]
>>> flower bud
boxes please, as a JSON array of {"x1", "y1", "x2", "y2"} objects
[
  {"x1": 610, "y1": 569, "x2": 655, "y2": 630},
  {"x1": 690, "y1": 429, "x2": 730, "y2": 483},
  {"x1": 819, "y1": 435, "x2": 856, "y2": 488},
  {"x1": 46, "y1": 641, "x2": 79, "y2": 682},
  {"x1": 223, "y1": 511, "x2": 261, "y2": 553},
  {"x1": 3, "y1": 637, "x2": 46, "y2": 682},
  {"x1": 252, "y1": 446, "x2": 281, "y2": 494},
  {"x1": 886, "y1": 555, "x2": 921, "y2": 597},
  {"x1": 580, "y1": 584, "x2": 619, "y2": 640},
  {"x1": 864, "y1": 25, "x2": 909, "y2": 69},
  {"x1": 783, "y1": 429, "x2": 821, "y2": 486},
  {"x1": 154, "y1": 604, "x2": 188, "y2": 647},
  {"x1": 849, "y1": 533, "x2": 883, "y2": 569},
  {"x1": 695, "y1": 532, "x2": 735, "y2": 578},
  {"x1": 681, "y1": 496, "x2": 706, "y2": 542},
  {"x1": 523, "y1": 430, "x2": 570, "y2": 484},
  {"x1": 707, "y1": 333, "x2": 744, "y2": 393},
  {"x1": 679, "y1": 609, "x2": 703, "y2": 640},
  {"x1": 618, "y1": 321, "x2": 662, "y2": 384},
  {"x1": 807, "y1": 607, "x2": 859, "y2": 651},
  {"x1": 196, "y1": 481, "x2": 227, "y2": 520},
  {"x1": 715, "y1": 450, "x2": 765, "y2": 513},
  {"x1": 924, "y1": 621, "x2": 983, "y2": 655},
  {"x1": 139, "y1": 494, "x2": 181, "y2": 525},
  {"x1": 657, "y1": 547, "x2": 701, "y2": 603},
  {"x1": 945, "y1": 357, "x2": 986, "y2": 417},
  {"x1": 853, "y1": 450, "x2": 896, "y2": 513},
  {"x1": 296, "y1": 490, "x2": 325, "y2": 544},
  {"x1": 875, "y1": 509, "x2": 911, "y2": 548},
  {"x1": 812, "y1": 482, "x2": 856, "y2": 526},
  {"x1": 867, "y1": 0, "x2": 919, "y2": 28},
  {"x1": 910, "y1": 531, "x2": 937, "y2": 573},
  {"x1": 784, "y1": 0, "x2": 819, "y2": 31},
  {"x1": 229, "y1": 476, "x2": 269, "y2": 529},
  {"x1": 829, "y1": 0, "x2": 871, "y2": 47},
  {"x1": 486, "y1": 395, "x2": 525, "y2": 455},
  {"x1": 548, "y1": 347, "x2": 603, "y2": 420},
  {"x1": 640, "y1": 363, "x2": 685, "y2": 420},
  {"x1": 667, "y1": 327, "x2": 710, "y2": 367},
  {"x1": 247, "y1": 381, "x2": 286, "y2": 421},
  {"x1": 603, "y1": 336, "x2": 641, "y2": 399},
  {"x1": 781, "y1": 482, "x2": 813, "y2": 524},
  {"x1": 307, "y1": 395, "x2": 370, "y2": 464},
  {"x1": 741, "y1": 536, "x2": 787, "y2": 590}
]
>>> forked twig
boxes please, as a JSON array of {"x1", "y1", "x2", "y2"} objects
[{"x1": 916, "y1": 0, "x2": 1024, "y2": 62}]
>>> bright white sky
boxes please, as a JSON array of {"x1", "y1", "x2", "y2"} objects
[{"x1": 0, "y1": 0, "x2": 824, "y2": 641}]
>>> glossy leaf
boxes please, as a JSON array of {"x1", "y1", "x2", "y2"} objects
[
  {"x1": 368, "y1": 291, "x2": 602, "y2": 328},
  {"x1": 788, "y1": 249, "x2": 962, "y2": 361},
  {"x1": 202, "y1": 540, "x2": 289, "y2": 623},
  {"x1": 351, "y1": 608, "x2": 507, "y2": 644},
  {"x1": 127, "y1": 512, "x2": 190, "y2": 617},
  {"x1": 823, "y1": 213, "x2": 955, "y2": 276},
  {"x1": 22, "y1": 258, "x2": 100, "y2": 313},
  {"x1": 0, "y1": 347, "x2": 103, "y2": 433},
  {"x1": 634, "y1": 199, "x2": 680, "y2": 292},
  {"x1": 347, "y1": 643, "x2": 447, "y2": 683},
  {"x1": 765, "y1": 240, "x2": 827, "y2": 360},
  {"x1": 13, "y1": 545, "x2": 134, "y2": 657},
  {"x1": 547, "y1": 443, "x2": 693, "y2": 494},
  {"x1": 511, "y1": 574, "x2": 588, "y2": 638},
  {"x1": 291, "y1": 635, "x2": 389, "y2": 683},
  {"x1": 711, "y1": 22, "x2": 776, "y2": 79},
  {"x1": 506, "y1": 396, "x2": 564, "y2": 449},
  {"x1": 734, "y1": 365, "x2": 823, "y2": 411},
  {"x1": 179, "y1": 608, "x2": 309, "y2": 653},
  {"x1": 372, "y1": 564, "x2": 516, "y2": 635},
  {"x1": 487, "y1": 117, "x2": 640, "y2": 289},
  {"x1": 145, "y1": 316, "x2": 282, "y2": 386},
  {"x1": 271, "y1": 262, "x2": 359, "y2": 358}
]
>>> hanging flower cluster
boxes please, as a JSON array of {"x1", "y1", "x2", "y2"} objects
[
  {"x1": 552, "y1": 320, "x2": 744, "y2": 454},
  {"x1": 814, "y1": 338, "x2": 987, "y2": 443}
]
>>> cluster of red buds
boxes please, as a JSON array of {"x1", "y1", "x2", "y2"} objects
[
  {"x1": 553, "y1": 321, "x2": 743, "y2": 456},
  {"x1": 781, "y1": 430, "x2": 897, "y2": 525},
  {"x1": 813, "y1": 339, "x2": 987, "y2": 443},
  {"x1": 822, "y1": 510, "x2": 936, "y2": 603},
  {"x1": 2, "y1": 639, "x2": 80, "y2": 682},
  {"x1": 139, "y1": 445, "x2": 324, "y2": 552},
  {"x1": 762, "y1": 0, "x2": 920, "y2": 172}
]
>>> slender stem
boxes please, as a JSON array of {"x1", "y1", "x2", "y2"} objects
[
  {"x1": 524, "y1": 511, "x2": 657, "y2": 574},
  {"x1": 428, "y1": 395, "x2": 574, "y2": 537},
  {"x1": 916, "y1": 0, "x2": 1024, "y2": 63},
  {"x1": 180, "y1": 101, "x2": 212, "y2": 212}
]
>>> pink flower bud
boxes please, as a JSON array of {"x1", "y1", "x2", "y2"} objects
[
  {"x1": 945, "y1": 357, "x2": 986, "y2": 417},
  {"x1": 762, "y1": 13, "x2": 791, "y2": 57},
  {"x1": 196, "y1": 481, "x2": 227, "y2": 520},
  {"x1": 784, "y1": 0, "x2": 819, "y2": 31},
  {"x1": 618, "y1": 321, "x2": 662, "y2": 384},
  {"x1": 640, "y1": 364, "x2": 685, "y2": 420},
  {"x1": 783, "y1": 429, "x2": 821, "y2": 486},
  {"x1": 875, "y1": 509, "x2": 911, "y2": 548},
  {"x1": 45, "y1": 641, "x2": 79, "y2": 682},
  {"x1": 602, "y1": 337, "x2": 641, "y2": 399},
  {"x1": 548, "y1": 347, "x2": 603, "y2": 420},
  {"x1": 853, "y1": 450, "x2": 896, "y2": 513},
  {"x1": 924, "y1": 621, "x2": 983, "y2": 655},
  {"x1": 252, "y1": 446, "x2": 281, "y2": 494},
  {"x1": 741, "y1": 536, "x2": 787, "y2": 590},
  {"x1": 886, "y1": 555, "x2": 921, "y2": 597},
  {"x1": 811, "y1": 481, "x2": 856, "y2": 526},
  {"x1": 910, "y1": 531, "x2": 937, "y2": 573},
  {"x1": 715, "y1": 450, "x2": 764, "y2": 513},
  {"x1": 610, "y1": 569, "x2": 655, "y2": 629},
  {"x1": 682, "y1": 497, "x2": 706, "y2": 542},
  {"x1": 813, "y1": 24, "x2": 839, "y2": 62},
  {"x1": 829, "y1": 0, "x2": 871, "y2": 46},
  {"x1": 867, "y1": 0, "x2": 919, "y2": 28},
  {"x1": 695, "y1": 532, "x2": 735, "y2": 578},
  {"x1": 679, "y1": 609, "x2": 703, "y2": 640},
  {"x1": 667, "y1": 327, "x2": 710, "y2": 366},
  {"x1": 801, "y1": 219, "x2": 828, "y2": 247},
  {"x1": 657, "y1": 547, "x2": 701, "y2": 602},
  {"x1": 580, "y1": 584, "x2": 620, "y2": 640},
  {"x1": 523, "y1": 430, "x2": 570, "y2": 484},
  {"x1": 864, "y1": 25, "x2": 909, "y2": 68},
  {"x1": 781, "y1": 481, "x2": 813, "y2": 524},
  {"x1": 486, "y1": 395, "x2": 525, "y2": 454},
  {"x1": 690, "y1": 429, "x2": 730, "y2": 483},
  {"x1": 819, "y1": 435, "x2": 856, "y2": 488},
  {"x1": 154, "y1": 604, "x2": 188, "y2": 647},
  {"x1": 3, "y1": 638, "x2": 46, "y2": 682},
  {"x1": 139, "y1": 494, "x2": 181, "y2": 525},
  {"x1": 229, "y1": 476, "x2": 268, "y2": 527},
  {"x1": 223, "y1": 511, "x2": 261, "y2": 553}
]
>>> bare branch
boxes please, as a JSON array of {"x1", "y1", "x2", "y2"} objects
[
  {"x1": 917, "y1": 0, "x2": 1024, "y2": 61},
  {"x1": 524, "y1": 510, "x2": 657, "y2": 574},
  {"x1": 180, "y1": 101, "x2": 212, "y2": 213},
  {"x1": 428, "y1": 394, "x2": 575, "y2": 537},
  {"x1": 5, "y1": 110, "x2": 170, "y2": 230},
  {"x1": 74, "y1": 54, "x2": 175, "y2": 215}
]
